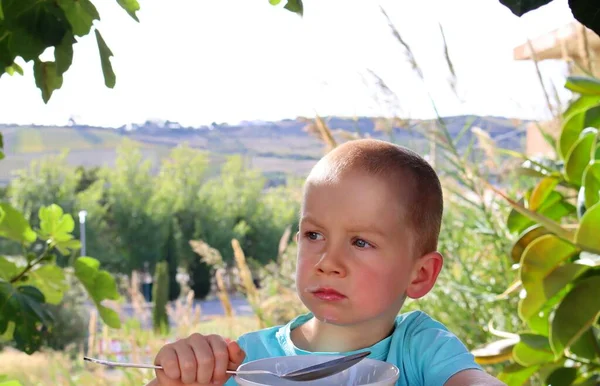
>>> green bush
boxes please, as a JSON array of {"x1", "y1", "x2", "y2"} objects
[
  {"x1": 478, "y1": 75, "x2": 600, "y2": 385},
  {"x1": 152, "y1": 261, "x2": 170, "y2": 335}
]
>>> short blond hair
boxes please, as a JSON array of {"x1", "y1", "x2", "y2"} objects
[{"x1": 305, "y1": 138, "x2": 443, "y2": 256}]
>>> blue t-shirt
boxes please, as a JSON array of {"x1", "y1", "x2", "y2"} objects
[{"x1": 226, "y1": 310, "x2": 481, "y2": 386}]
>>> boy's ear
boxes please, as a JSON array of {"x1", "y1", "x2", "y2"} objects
[{"x1": 405, "y1": 251, "x2": 443, "y2": 300}]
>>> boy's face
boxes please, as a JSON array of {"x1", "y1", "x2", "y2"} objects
[{"x1": 295, "y1": 170, "x2": 441, "y2": 327}]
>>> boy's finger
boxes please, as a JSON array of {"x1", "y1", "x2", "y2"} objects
[
  {"x1": 173, "y1": 341, "x2": 198, "y2": 385},
  {"x1": 155, "y1": 369, "x2": 185, "y2": 386},
  {"x1": 207, "y1": 335, "x2": 230, "y2": 384},
  {"x1": 227, "y1": 341, "x2": 246, "y2": 369},
  {"x1": 155, "y1": 346, "x2": 181, "y2": 380}
]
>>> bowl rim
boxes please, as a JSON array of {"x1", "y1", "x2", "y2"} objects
[{"x1": 234, "y1": 356, "x2": 400, "y2": 386}]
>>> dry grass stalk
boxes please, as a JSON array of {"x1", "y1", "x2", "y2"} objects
[
  {"x1": 190, "y1": 239, "x2": 225, "y2": 268},
  {"x1": 577, "y1": 23, "x2": 594, "y2": 76},
  {"x1": 380, "y1": 6, "x2": 423, "y2": 80},
  {"x1": 87, "y1": 309, "x2": 97, "y2": 357},
  {"x1": 278, "y1": 225, "x2": 292, "y2": 259},
  {"x1": 526, "y1": 39, "x2": 557, "y2": 120},
  {"x1": 216, "y1": 268, "x2": 234, "y2": 318},
  {"x1": 471, "y1": 126, "x2": 498, "y2": 169},
  {"x1": 314, "y1": 115, "x2": 338, "y2": 152},
  {"x1": 231, "y1": 238, "x2": 266, "y2": 328},
  {"x1": 439, "y1": 23, "x2": 459, "y2": 100}
]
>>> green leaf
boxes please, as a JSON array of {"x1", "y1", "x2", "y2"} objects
[
  {"x1": 55, "y1": 31, "x2": 75, "y2": 76},
  {"x1": 94, "y1": 29, "x2": 116, "y2": 88},
  {"x1": 564, "y1": 128, "x2": 597, "y2": 186},
  {"x1": 0, "y1": 256, "x2": 19, "y2": 281},
  {"x1": 0, "y1": 203, "x2": 37, "y2": 244},
  {"x1": 18, "y1": 265, "x2": 67, "y2": 305},
  {"x1": 497, "y1": 362, "x2": 539, "y2": 385},
  {"x1": 565, "y1": 76, "x2": 600, "y2": 96},
  {"x1": 38, "y1": 204, "x2": 75, "y2": 239},
  {"x1": 575, "y1": 202, "x2": 600, "y2": 253},
  {"x1": 0, "y1": 380, "x2": 24, "y2": 386},
  {"x1": 498, "y1": 0, "x2": 552, "y2": 16},
  {"x1": 0, "y1": 1, "x2": 3, "y2": 20},
  {"x1": 519, "y1": 235, "x2": 584, "y2": 320},
  {"x1": 506, "y1": 191, "x2": 575, "y2": 236},
  {"x1": 56, "y1": 0, "x2": 99, "y2": 37},
  {"x1": 116, "y1": 0, "x2": 140, "y2": 22},
  {"x1": 33, "y1": 59, "x2": 63, "y2": 104},
  {"x1": 583, "y1": 161, "x2": 600, "y2": 209},
  {"x1": 0, "y1": 282, "x2": 53, "y2": 354},
  {"x1": 529, "y1": 177, "x2": 560, "y2": 210},
  {"x1": 74, "y1": 257, "x2": 121, "y2": 328},
  {"x1": 513, "y1": 333, "x2": 554, "y2": 367},
  {"x1": 511, "y1": 225, "x2": 551, "y2": 263},
  {"x1": 564, "y1": 95, "x2": 600, "y2": 122},
  {"x1": 550, "y1": 275, "x2": 600, "y2": 358},
  {"x1": 5, "y1": 62, "x2": 23, "y2": 76},
  {"x1": 559, "y1": 105, "x2": 600, "y2": 160},
  {"x1": 569, "y1": 326, "x2": 600, "y2": 360},
  {"x1": 284, "y1": 0, "x2": 303, "y2": 15},
  {"x1": 545, "y1": 367, "x2": 578, "y2": 386}
]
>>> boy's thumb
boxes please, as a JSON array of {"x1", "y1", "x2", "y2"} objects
[{"x1": 227, "y1": 340, "x2": 246, "y2": 369}]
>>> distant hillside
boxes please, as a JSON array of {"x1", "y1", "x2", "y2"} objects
[{"x1": 0, "y1": 115, "x2": 527, "y2": 186}]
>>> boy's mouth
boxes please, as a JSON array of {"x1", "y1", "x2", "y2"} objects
[{"x1": 310, "y1": 287, "x2": 346, "y2": 301}]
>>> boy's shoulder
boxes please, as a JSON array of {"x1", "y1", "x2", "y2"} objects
[{"x1": 390, "y1": 310, "x2": 482, "y2": 385}]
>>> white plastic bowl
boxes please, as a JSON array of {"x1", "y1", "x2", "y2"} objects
[{"x1": 233, "y1": 355, "x2": 400, "y2": 386}]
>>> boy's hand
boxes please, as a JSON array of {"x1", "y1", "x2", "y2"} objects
[{"x1": 151, "y1": 333, "x2": 246, "y2": 385}]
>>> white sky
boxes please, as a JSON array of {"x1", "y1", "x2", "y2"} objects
[{"x1": 0, "y1": 0, "x2": 576, "y2": 127}]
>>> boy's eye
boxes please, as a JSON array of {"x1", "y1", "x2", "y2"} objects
[
  {"x1": 353, "y1": 238, "x2": 372, "y2": 248},
  {"x1": 305, "y1": 231, "x2": 323, "y2": 240}
]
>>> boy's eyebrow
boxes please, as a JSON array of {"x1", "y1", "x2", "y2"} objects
[
  {"x1": 301, "y1": 215, "x2": 387, "y2": 237},
  {"x1": 300, "y1": 214, "x2": 323, "y2": 227}
]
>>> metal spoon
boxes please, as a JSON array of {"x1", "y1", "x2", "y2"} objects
[{"x1": 83, "y1": 350, "x2": 370, "y2": 382}]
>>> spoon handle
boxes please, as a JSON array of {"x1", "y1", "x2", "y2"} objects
[
  {"x1": 84, "y1": 356, "x2": 163, "y2": 369},
  {"x1": 83, "y1": 356, "x2": 261, "y2": 376}
]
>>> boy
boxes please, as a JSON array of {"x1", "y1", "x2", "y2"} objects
[{"x1": 148, "y1": 139, "x2": 505, "y2": 386}]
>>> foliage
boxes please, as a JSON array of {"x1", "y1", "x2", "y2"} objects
[
  {"x1": 38, "y1": 272, "x2": 89, "y2": 353},
  {"x1": 473, "y1": 75, "x2": 600, "y2": 385},
  {"x1": 163, "y1": 220, "x2": 181, "y2": 302},
  {"x1": 103, "y1": 140, "x2": 166, "y2": 272},
  {"x1": 0, "y1": 0, "x2": 301, "y2": 104},
  {"x1": 498, "y1": 0, "x2": 600, "y2": 36},
  {"x1": 0, "y1": 201, "x2": 120, "y2": 355},
  {"x1": 152, "y1": 261, "x2": 169, "y2": 335},
  {"x1": 0, "y1": 0, "x2": 140, "y2": 102}
]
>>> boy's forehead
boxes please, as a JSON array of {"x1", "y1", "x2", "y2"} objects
[{"x1": 302, "y1": 172, "x2": 410, "y2": 222}]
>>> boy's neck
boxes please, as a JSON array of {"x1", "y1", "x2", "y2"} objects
[{"x1": 290, "y1": 314, "x2": 396, "y2": 353}]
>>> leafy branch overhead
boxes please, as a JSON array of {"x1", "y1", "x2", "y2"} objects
[
  {"x1": 0, "y1": 0, "x2": 140, "y2": 103},
  {"x1": 499, "y1": 0, "x2": 600, "y2": 35},
  {"x1": 0, "y1": 0, "x2": 301, "y2": 104}
]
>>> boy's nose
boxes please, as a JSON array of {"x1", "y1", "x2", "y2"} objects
[{"x1": 314, "y1": 251, "x2": 347, "y2": 277}]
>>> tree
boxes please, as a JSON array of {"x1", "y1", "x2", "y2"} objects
[
  {"x1": 0, "y1": 0, "x2": 139, "y2": 102},
  {"x1": 498, "y1": 0, "x2": 600, "y2": 36},
  {"x1": 0, "y1": 0, "x2": 302, "y2": 104},
  {"x1": 104, "y1": 139, "x2": 165, "y2": 272},
  {"x1": 163, "y1": 219, "x2": 181, "y2": 302},
  {"x1": 152, "y1": 260, "x2": 169, "y2": 335}
]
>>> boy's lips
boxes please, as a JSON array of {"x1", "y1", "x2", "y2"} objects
[{"x1": 310, "y1": 287, "x2": 346, "y2": 301}]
